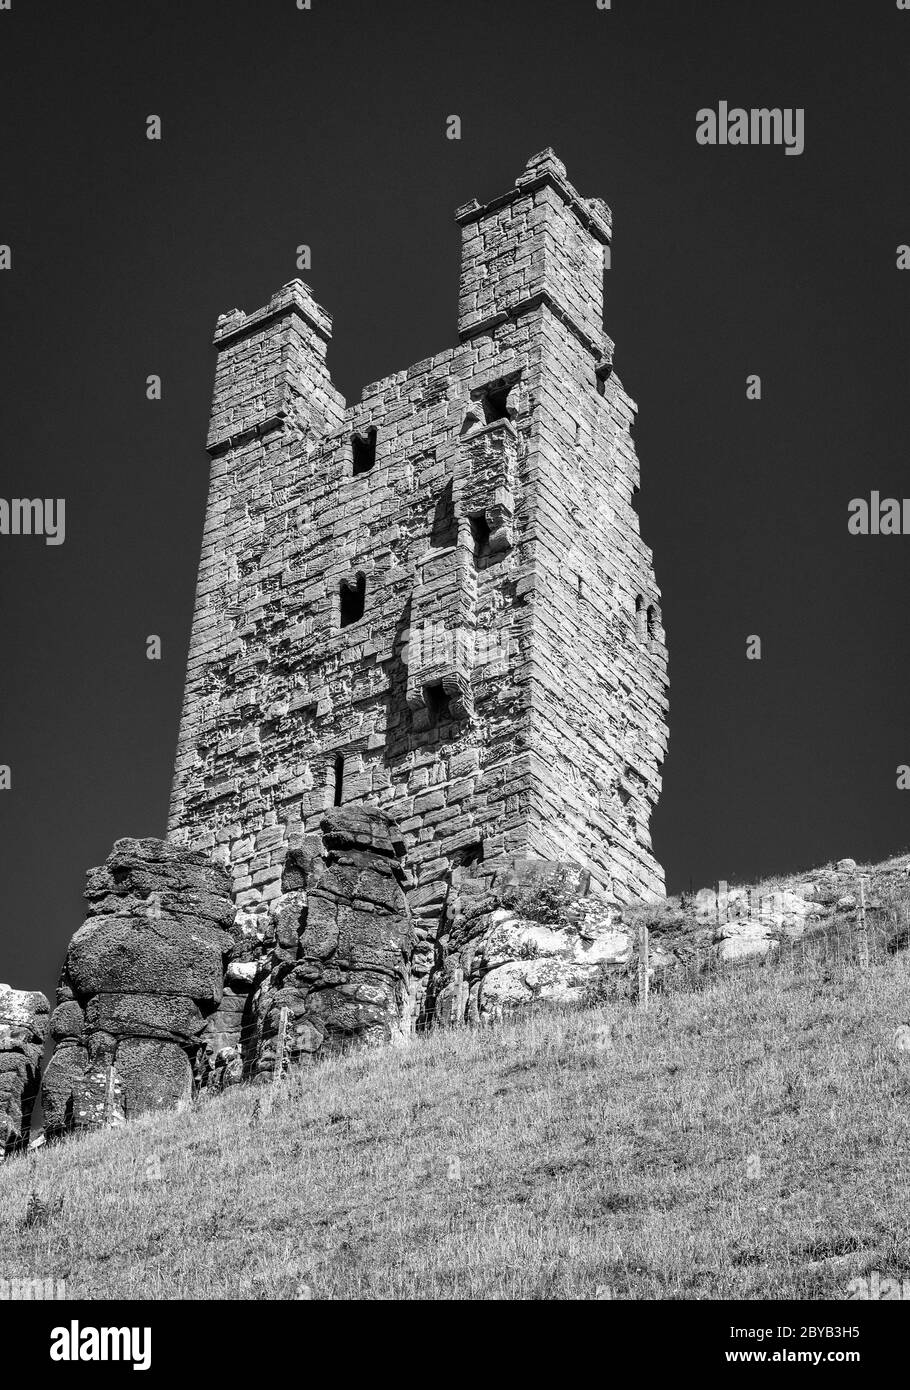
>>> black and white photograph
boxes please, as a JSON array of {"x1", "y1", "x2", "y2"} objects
[{"x1": 1, "y1": 0, "x2": 909, "y2": 1358}]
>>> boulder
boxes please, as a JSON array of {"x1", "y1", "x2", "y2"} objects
[
  {"x1": 66, "y1": 912, "x2": 229, "y2": 1000},
  {"x1": 115, "y1": 1039, "x2": 192, "y2": 1115},
  {"x1": 83, "y1": 992, "x2": 207, "y2": 1044},
  {"x1": 42, "y1": 838, "x2": 234, "y2": 1137},
  {"x1": 49, "y1": 999, "x2": 85, "y2": 1044},
  {"x1": 714, "y1": 919, "x2": 780, "y2": 963},
  {"x1": 41, "y1": 1044, "x2": 89, "y2": 1136}
]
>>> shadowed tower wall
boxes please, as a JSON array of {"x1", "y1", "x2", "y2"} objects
[{"x1": 167, "y1": 150, "x2": 668, "y2": 930}]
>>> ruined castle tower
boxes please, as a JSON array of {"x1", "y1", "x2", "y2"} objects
[{"x1": 167, "y1": 149, "x2": 669, "y2": 932}]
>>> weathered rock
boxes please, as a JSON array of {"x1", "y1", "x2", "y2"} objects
[
  {"x1": 42, "y1": 838, "x2": 234, "y2": 1137},
  {"x1": 115, "y1": 1039, "x2": 192, "y2": 1115},
  {"x1": 67, "y1": 912, "x2": 229, "y2": 1001},
  {"x1": 319, "y1": 804, "x2": 402, "y2": 859},
  {"x1": 83, "y1": 992, "x2": 206, "y2": 1044},
  {"x1": 714, "y1": 919, "x2": 779, "y2": 963},
  {"x1": 49, "y1": 999, "x2": 85, "y2": 1044},
  {"x1": 41, "y1": 1044, "x2": 89, "y2": 1136},
  {"x1": 0, "y1": 985, "x2": 49, "y2": 1153},
  {"x1": 207, "y1": 1045, "x2": 244, "y2": 1090},
  {"x1": 428, "y1": 856, "x2": 632, "y2": 1022},
  {"x1": 253, "y1": 806, "x2": 415, "y2": 1068}
]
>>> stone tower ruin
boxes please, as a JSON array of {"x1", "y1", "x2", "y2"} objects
[
  {"x1": 168, "y1": 148, "x2": 669, "y2": 936},
  {"x1": 31, "y1": 150, "x2": 671, "y2": 1135}
]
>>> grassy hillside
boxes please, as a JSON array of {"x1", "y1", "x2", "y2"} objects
[{"x1": 3, "y1": 937, "x2": 910, "y2": 1300}]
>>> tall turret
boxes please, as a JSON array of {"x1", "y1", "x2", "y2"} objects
[{"x1": 168, "y1": 152, "x2": 668, "y2": 919}]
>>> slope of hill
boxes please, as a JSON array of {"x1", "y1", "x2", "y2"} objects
[{"x1": 2, "y1": 931, "x2": 910, "y2": 1300}]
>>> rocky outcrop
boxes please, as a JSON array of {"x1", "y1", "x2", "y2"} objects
[
  {"x1": 428, "y1": 857, "x2": 630, "y2": 1023},
  {"x1": 247, "y1": 805, "x2": 415, "y2": 1073},
  {"x1": 42, "y1": 837, "x2": 235, "y2": 1135},
  {"x1": 0, "y1": 985, "x2": 49, "y2": 1154},
  {"x1": 36, "y1": 808, "x2": 910, "y2": 1137},
  {"x1": 634, "y1": 854, "x2": 910, "y2": 972},
  {"x1": 425, "y1": 851, "x2": 910, "y2": 1022}
]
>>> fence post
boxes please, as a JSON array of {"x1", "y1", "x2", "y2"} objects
[
  {"x1": 103, "y1": 1062, "x2": 113, "y2": 1125},
  {"x1": 638, "y1": 923, "x2": 650, "y2": 1010},
  {"x1": 273, "y1": 1005, "x2": 289, "y2": 1084},
  {"x1": 856, "y1": 875, "x2": 870, "y2": 977},
  {"x1": 103, "y1": 1061, "x2": 121, "y2": 1128}
]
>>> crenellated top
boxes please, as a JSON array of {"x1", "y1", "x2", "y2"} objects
[
  {"x1": 212, "y1": 279, "x2": 333, "y2": 349},
  {"x1": 455, "y1": 147, "x2": 612, "y2": 245},
  {"x1": 455, "y1": 149, "x2": 614, "y2": 356}
]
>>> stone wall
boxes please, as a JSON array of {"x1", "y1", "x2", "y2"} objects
[{"x1": 166, "y1": 149, "x2": 668, "y2": 948}]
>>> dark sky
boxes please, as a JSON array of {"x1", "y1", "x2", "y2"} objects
[{"x1": 1, "y1": 0, "x2": 908, "y2": 1004}]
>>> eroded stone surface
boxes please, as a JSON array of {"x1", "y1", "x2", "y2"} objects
[
  {"x1": 427, "y1": 857, "x2": 629, "y2": 1022},
  {"x1": 41, "y1": 838, "x2": 234, "y2": 1135},
  {"x1": 250, "y1": 805, "x2": 415, "y2": 1070},
  {"x1": 0, "y1": 985, "x2": 49, "y2": 1154}
]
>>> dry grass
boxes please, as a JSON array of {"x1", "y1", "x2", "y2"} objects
[{"x1": 2, "y1": 949, "x2": 910, "y2": 1300}]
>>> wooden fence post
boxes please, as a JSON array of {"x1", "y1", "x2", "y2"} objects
[
  {"x1": 638, "y1": 923, "x2": 650, "y2": 1010},
  {"x1": 856, "y1": 875, "x2": 870, "y2": 976},
  {"x1": 104, "y1": 1062, "x2": 114, "y2": 1125},
  {"x1": 273, "y1": 1005, "x2": 289, "y2": 1084},
  {"x1": 102, "y1": 1061, "x2": 123, "y2": 1128}
]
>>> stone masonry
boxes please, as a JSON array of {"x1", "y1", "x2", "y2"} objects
[{"x1": 168, "y1": 149, "x2": 669, "y2": 961}]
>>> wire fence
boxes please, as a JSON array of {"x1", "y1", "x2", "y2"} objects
[
  {"x1": 66, "y1": 872, "x2": 910, "y2": 1126},
  {"x1": 624, "y1": 871, "x2": 908, "y2": 1010}
]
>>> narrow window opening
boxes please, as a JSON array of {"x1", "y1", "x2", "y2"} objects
[
  {"x1": 481, "y1": 384, "x2": 511, "y2": 423},
  {"x1": 351, "y1": 426, "x2": 377, "y2": 477},
  {"x1": 431, "y1": 481, "x2": 458, "y2": 548},
  {"x1": 646, "y1": 604, "x2": 658, "y2": 640},
  {"x1": 469, "y1": 512, "x2": 491, "y2": 566},
  {"x1": 339, "y1": 572, "x2": 366, "y2": 627},
  {"x1": 635, "y1": 594, "x2": 646, "y2": 640},
  {"x1": 423, "y1": 681, "x2": 451, "y2": 721},
  {"x1": 333, "y1": 753, "x2": 344, "y2": 806},
  {"x1": 595, "y1": 363, "x2": 613, "y2": 397},
  {"x1": 452, "y1": 840, "x2": 484, "y2": 868}
]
